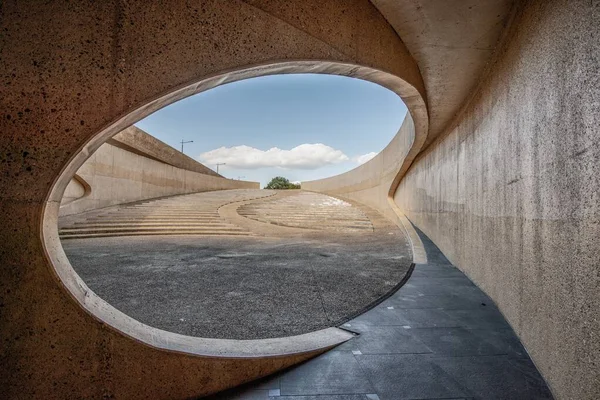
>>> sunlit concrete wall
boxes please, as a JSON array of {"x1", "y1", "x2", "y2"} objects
[
  {"x1": 394, "y1": 2, "x2": 600, "y2": 398},
  {"x1": 307, "y1": 1, "x2": 599, "y2": 399},
  {"x1": 61, "y1": 175, "x2": 87, "y2": 205},
  {"x1": 59, "y1": 132, "x2": 258, "y2": 216},
  {"x1": 303, "y1": 114, "x2": 414, "y2": 221}
]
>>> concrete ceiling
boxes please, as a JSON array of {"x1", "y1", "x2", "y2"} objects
[{"x1": 371, "y1": 0, "x2": 516, "y2": 147}]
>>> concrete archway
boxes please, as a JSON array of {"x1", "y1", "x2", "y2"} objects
[
  {"x1": 1, "y1": 2, "x2": 427, "y2": 398},
  {"x1": 43, "y1": 60, "x2": 424, "y2": 358}
]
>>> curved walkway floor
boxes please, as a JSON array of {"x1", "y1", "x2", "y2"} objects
[{"x1": 210, "y1": 227, "x2": 553, "y2": 400}]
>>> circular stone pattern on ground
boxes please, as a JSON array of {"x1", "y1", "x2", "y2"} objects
[{"x1": 61, "y1": 190, "x2": 412, "y2": 339}]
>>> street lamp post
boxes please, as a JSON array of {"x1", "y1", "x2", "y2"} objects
[
  {"x1": 216, "y1": 163, "x2": 226, "y2": 174},
  {"x1": 180, "y1": 139, "x2": 193, "y2": 153}
]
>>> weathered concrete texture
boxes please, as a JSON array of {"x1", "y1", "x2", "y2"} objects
[
  {"x1": 394, "y1": 1, "x2": 600, "y2": 399},
  {"x1": 0, "y1": 1, "x2": 428, "y2": 398},
  {"x1": 111, "y1": 125, "x2": 221, "y2": 177},
  {"x1": 238, "y1": 191, "x2": 374, "y2": 232},
  {"x1": 303, "y1": 115, "x2": 415, "y2": 220},
  {"x1": 371, "y1": 0, "x2": 516, "y2": 148},
  {"x1": 302, "y1": 116, "x2": 428, "y2": 264},
  {"x1": 59, "y1": 128, "x2": 258, "y2": 216},
  {"x1": 61, "y1": 174, "x2": 89, "y2": 205},
  {"x1": 59, "y1": 189, "x2": 411, "y2": 339}
]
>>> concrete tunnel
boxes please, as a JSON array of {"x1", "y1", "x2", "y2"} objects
[{"x1": 0, "y1": 1, "x2": 598, "y2": 399}]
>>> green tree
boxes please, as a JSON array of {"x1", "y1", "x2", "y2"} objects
[{"x1": 265, "y1": 176, "x2": 301, "y2": 190}]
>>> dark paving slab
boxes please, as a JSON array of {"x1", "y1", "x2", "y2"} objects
[
  {"x1": 382, "y1": 292, "x2": 495, "y2": 310},
  {"x1": 63, "y1": 231, "x2": 411, "y2": 339},
  {"x1": 216, "y1": 223, "x2": 553, "y2": 399},
  {"x1": 468, "y1": 328, "x2": 528, "y2": 358},
  {"x1": 443, "y1": 308, "x2": 511, "y2": 330},
  {"x1": 269, "y1": 396, "x2": 375, "y2": 400},
  {"x1": 409, "y1": 327, "x2": 506, "y2": 357},
  {"x1": 356, "y1": 354, "x2": 471, "y2": 400},
  {"x1": 335, "y1": 325, "x2": 432, "y2": 354},
  {"x1": 433, "y1": 356, "x2": 553, "y2": 400},
  {"x1": 392, "y1": 308, "x2": 462, "y2": 328},
  {"x1": 279, "y1": 351, "x2": 375, "y2": 395}
]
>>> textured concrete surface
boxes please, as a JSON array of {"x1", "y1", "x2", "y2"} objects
[
  {"x1": 60, "y1": 190, "x2": 411, "y2": 339},
  {"x1": 370, "y1": 0, "x2": 517, "y2": 149},
  {"x1": 59, "y1": 128, "x2": 258, "y2": 216},
  {"x1": 303, "y1": 115, "x2": 416, "y2": 222},
  {"x1": 62, "y1": 229, "x2": 412, "y2": 339},
  {"x1": 111, "y1": 125, "x2": 221, "y2": 177},
  {"x1": 0, "y1": 1, "x2": 428, "y2": 398},
  {"x1": 209, "y1": 228, "x2": 552, "y2": 400},
  {"x1": 393, "y1": 1, "x2": 600, "y2": 399},
  {"x1": 302, "y1": 1, "x2": 600, "y2": 398},
  {"x1": 2, "y1": 0, "x2": 596, "y2": 398}
]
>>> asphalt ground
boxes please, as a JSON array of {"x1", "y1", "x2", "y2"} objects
[{"x1": 63, "y1": 230, "x2": 412, "y2": 339}]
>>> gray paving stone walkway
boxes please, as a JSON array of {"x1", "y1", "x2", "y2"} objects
[{"x1": 209, "y1": 227, "x2": 553, "y2": 400}]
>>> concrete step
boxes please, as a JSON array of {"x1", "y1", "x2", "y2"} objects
[
  {"x1": 58, "y1": 189, "x2": 281, "y2": 240},
  {"x1": 248, "y1": 219, "x2": 373, "y2": 230},
  {"x1": 235, "y1": 191, "x2": 374, "y2": 232},
  {"x1": 238, "y1": 214, "x2": 371, "y2": 222},
  {"x1": 69, "y1": 223, "x2": 234, "y2": 229},
  {"x1": 59, "y1": 231, "x2": 253, "y2": 240},
  {"x1": 61, "y1": 225, "x2": 244, "y2": 232},
  {"x1": 94, "y1": 212, "x2": 221, "y2": 216},
  {"x1": 238, "y1": 213, "x2": 371, "y2": 222},
  {"x1": 238, "y1": 211, "x2": 367, "y2": 215},
  {"x1": 88, "y1": 217, "x2": 222, "y2": 221}
]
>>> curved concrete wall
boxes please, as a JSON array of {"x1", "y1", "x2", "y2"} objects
[
  {"x1": 394, "y1": 2, "x2": 600, "y2": 398},
  {"x1": 61, "y1": 175, "x2": 88, "y2": 205},
  {"x1": 302, "y1": 114, "x2": 427, "y2": 263},
  {"x1": 303, "y1": 113, "x2": 414, "y2": 219},
  {"x1": 307, "y1": 1, "x2": 599, "y2": 398},
  {"x1": 0, "y1": 1, "x2": 428, "y2": 399},
  {"x1": 5, "y1": 0, "x2": 596, "y2": 398},
  {"x1": 59, "y1": 138, "x2": 258, "y2": 216},
  {"x1": 112, "y1": 126, "x2": 222, "y2": 177}
]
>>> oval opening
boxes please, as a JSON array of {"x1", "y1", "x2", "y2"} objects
[{"x1": 42, "y1": 62, "x2": 414, "y2": 357}]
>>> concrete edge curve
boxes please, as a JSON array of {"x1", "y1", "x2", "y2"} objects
[{"x1": 40, "y1": 60, "x2": 427, "y2": 359}]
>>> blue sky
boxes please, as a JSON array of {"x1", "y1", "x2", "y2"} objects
[{"x1": 135, "y1": 74, "x2": 407, "y2": 187}]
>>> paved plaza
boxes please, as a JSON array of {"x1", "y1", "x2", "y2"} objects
[
  {"x1": 61, "y1": 190, "x2": 552, "y2": 398},
  {"x1": 62, "y1": 190, "x2": 412, "y2": 339},
  {"x1": 209, "y1": 228, "x2": 553, "y2": 400}
]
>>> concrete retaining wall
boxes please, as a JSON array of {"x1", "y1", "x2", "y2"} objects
[
  {"x1": 110, "y1": 126, "x2": 221, "y2": 176},
  {"x1": 59, "y1": 137, "x2": 258, "y2": 216},
  {"x1": 394, "y1": 2, "x2": 599, "y2": 398},
  {"x1": 303, "y1": 114, "x2": 414, "y2": 221}
]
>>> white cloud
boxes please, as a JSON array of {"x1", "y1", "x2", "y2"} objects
[
  {"x1": 198, "y1": 143, "x2": 349, "y2": 170},
  {"x1": 355, "y1": 151, "x2": 378, "y2": 165}
]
